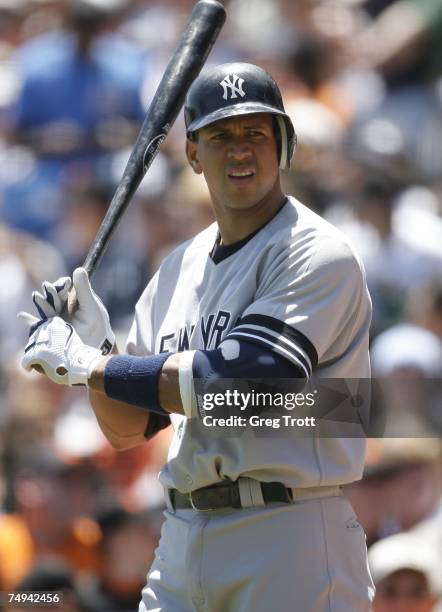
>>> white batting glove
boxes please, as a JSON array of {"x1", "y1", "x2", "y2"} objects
[
  {"x1": 18, "y1": 267, "x2": 115, "y2": 354},
  {"x1": 21, "y1": 317, "x2": 103, "y2": 386}
]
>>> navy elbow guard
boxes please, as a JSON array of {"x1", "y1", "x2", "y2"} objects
[{"x1": 192, "y1": 339, "x2": 306, "y2": 415}]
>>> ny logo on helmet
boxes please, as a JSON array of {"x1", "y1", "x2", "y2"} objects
[{"x1": 219, "y1": 74, "x2": 246, "y2": 100}]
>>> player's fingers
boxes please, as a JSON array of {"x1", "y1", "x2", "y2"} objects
[
  {"x1": 72, "y1": 267, "x2": 98, "y2": 309},
  {"x1": 17, "y1": 311, "x2": 40, "y2": 328},
  {"x1": 42, "y1": 279, "x2": 70, "y2": 315},
  {"x1": 53, "y1": 276, "x2": 72, "y2": 302},
  {"x1": 42, "y1": 283, "x2": 60, "y2": 313},
  {"x1": 32, "y1": 290, "x2": 54, "y2": 318}
]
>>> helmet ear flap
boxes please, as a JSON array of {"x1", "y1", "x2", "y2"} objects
[
  {"x1": 275, "y1": 116, "x2": 288, "y2": 170},
  {"x1": 272, "y1": 115, "x2": 282, "y2": 166},
  {"x1": 275, "y1": 115, "x2": 296, "y2": 170}
]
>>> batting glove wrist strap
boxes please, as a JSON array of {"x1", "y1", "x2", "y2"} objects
[{"x1": 21, "y1": 317, "x2": 103, "y2": 386}]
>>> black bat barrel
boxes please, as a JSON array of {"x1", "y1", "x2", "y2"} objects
[{"x1": 83, "y1": 0, "x2": 226, "y2": 276}]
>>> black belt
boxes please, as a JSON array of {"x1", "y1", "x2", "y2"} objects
[{"x1": 169, "y1": 480, "x2": 293, "y2": 511}]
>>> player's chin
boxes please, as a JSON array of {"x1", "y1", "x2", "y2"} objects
[
  {"x1": 224, "y1": 180, "x2": 261, "y2": 203},
  {"x1": 224, "y1": 196, "x2": 262, "y2": 211}
]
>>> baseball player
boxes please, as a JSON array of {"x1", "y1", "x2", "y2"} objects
[{"x1": 21, "y1": 63, "x2": 374, "y2": 611}]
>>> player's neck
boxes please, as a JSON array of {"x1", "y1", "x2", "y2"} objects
[{"x1": 214, "y1": 183, "x2": 286, "y2": 246}]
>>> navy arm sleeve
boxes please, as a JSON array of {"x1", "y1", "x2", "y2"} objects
[
  {"x1": 144, "y1": 412, "x2": 171, "y2": 440},
  {"x1": 192, "y1": 339, "x2": 306, "y2": 415},
  {"x1": 104, "y1": 339, "x2": 305, "y2": 438},
  {"x1": 193, "y1": 339, "x2": 305, "y2": 381}
]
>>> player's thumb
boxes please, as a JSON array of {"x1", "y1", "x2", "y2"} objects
[{"x1": 72, "y1": 267, "x2": 97, "y2": 308}]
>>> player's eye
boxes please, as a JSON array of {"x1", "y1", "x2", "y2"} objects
[
  {"x1": 248, "y1": 129, "x2": 265, "y2": 138},
  {"x1": 210, "y1": 132, "x2": 229, "y2": 141}
]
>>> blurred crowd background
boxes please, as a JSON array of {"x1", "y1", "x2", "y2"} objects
[{"x1": 0, "y1": 0, "x2": 441, "y2": 610}]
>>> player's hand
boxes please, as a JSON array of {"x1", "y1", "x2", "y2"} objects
[
  {"x1": 21, "y1": 316, "x2": 103, "y2": 386},
  {"x1": 18, "y1": 267, "x2": 115, "y2": 354}
]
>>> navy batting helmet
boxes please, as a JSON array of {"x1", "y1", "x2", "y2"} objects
[{"x1": 184, "y1": 63, "x2": 296, "y2": 169}]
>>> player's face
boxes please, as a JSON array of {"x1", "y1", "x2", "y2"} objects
[{"x1": 186, "y1": 113, "x2": 281, "y2": 212}]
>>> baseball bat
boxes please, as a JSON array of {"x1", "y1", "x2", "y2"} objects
[{"x1": 67, "y1": 0, "x2": 226, "y2": 316}]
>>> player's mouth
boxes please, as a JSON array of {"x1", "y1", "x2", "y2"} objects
[{"x1": 227, "y1": 168, "x2": 256, "y2": 184}]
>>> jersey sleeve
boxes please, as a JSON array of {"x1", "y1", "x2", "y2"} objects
[
  {"x1": 125, "y1": 271, "x2": 159, "y2": 357},
  {"x1": 125, "y1": 271, "x2": 171, "y2": 438},
  {"x1": 225, "y1": 234, "x2": 371, "y2": 377}
]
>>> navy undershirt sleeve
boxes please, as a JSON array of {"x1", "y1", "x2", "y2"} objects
[
  {"x1": 193, "y1": 339, "x2": 305, "y2": 379},
  {"x1": 103, "y1": 340, "x2": 306, "y2": 434},
  {"x1": 192, "y1": 339, "x2": 306, "y2": 414},
  {"x1": 144, "y1": 412, "x2": 171, "y2": 440}
]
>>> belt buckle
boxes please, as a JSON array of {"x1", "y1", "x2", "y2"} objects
[{"x1": 189, "y1": 489, "x2": 216, "y2": 512}]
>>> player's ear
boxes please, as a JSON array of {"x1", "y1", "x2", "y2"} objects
[{"x1": 186, "y1": 138, "x2": 203, "y2": 174}]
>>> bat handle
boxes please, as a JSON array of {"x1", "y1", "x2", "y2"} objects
[
  {"x1": 61, "y1": 254, "x2": 94, "y2": 319},
  {"x1": 63, "y1": 285, "x2": 79, "y2": 319}
]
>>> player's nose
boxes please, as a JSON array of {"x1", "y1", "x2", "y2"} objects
[{"x1": 227, "y1": 139, "x2": 253, "y2": 160}]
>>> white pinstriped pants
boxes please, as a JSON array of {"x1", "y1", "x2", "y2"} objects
[{"x1": 139, "y1": 494, "x2": 374, "y2": 612}]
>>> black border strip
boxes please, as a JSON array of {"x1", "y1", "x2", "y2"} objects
[{"x1": 234, "y1": 314, "x2": 318, "y2": 369}]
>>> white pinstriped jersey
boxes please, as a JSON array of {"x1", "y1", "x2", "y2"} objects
[{"x1": 126, "y1": 197, "x2": 372, "y2": 492}]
